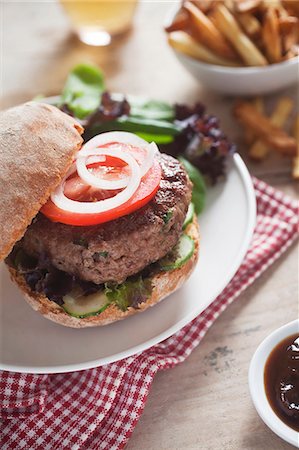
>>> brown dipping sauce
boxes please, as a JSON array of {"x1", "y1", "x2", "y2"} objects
[{"x1": 264, "y1": 333, "x2": 299, "y2": 432}]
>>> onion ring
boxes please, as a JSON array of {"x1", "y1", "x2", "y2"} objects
[
  {"x1": 80, "y1": 131, "x2": 150, "y2": 152},
  {"x1": 79, "y1": 132, "x2": 158, "y2": 181},
  {"x1": 76, "y1": 148, "x2": 137, "y2": 190},
  {"x1": 51, "y1": 149, "x2": 141, "y2": 214}
]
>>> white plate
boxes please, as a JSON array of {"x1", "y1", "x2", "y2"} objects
[{"x1": 0, "y1": 153, "x2": 256, "y2": 373}]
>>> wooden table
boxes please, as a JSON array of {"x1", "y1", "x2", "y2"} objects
[{"x1": 1, "y1": 2, "x2": 298, "y2": 448}]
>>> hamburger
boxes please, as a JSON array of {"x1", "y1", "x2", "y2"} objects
[{"x1": 1, "y1": 101, "x2": 199, "y2": 328}]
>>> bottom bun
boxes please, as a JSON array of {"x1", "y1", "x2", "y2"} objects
[{"x1": 8, "y1": 216, "x2": 199, "y2": 328}]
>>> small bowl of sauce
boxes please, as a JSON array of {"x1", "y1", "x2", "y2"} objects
[
  {"x1": 265, "y1": 333, "x2": 299, "y2": 433},
  {"x1": 249, "y1": 320, "x2": 299, "y2": 447}
]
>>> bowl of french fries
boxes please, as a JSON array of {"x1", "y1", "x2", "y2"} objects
[{"x1": 165, "y1": 0, "x2": 299, "y2": 95}]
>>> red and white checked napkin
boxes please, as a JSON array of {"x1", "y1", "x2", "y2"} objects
[{"x1": 1, "y1": 177, "x2": 298, "y2": 450}]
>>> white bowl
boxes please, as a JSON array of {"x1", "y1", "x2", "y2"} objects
[
  {"x1": 166, "y1": 5, "x2": 299, "y2": 96},
  {"x1": 173, "y1": 52, "x2": 299, "y2": 96},
  {"x1": 249, "y1": 320, "x2": 299, "y2": 447}
]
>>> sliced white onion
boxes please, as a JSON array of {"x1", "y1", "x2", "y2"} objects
[
  {"x1": 51, "y1": 150, "x2": 141, "y2": 214},
  {"x1": 139, "y1": 142, "x2": 157, "y2": 177},
  {"x1": 65, "y1": 155, "x2": 106, "y2": 180},
  {"x1": 81, "y1": 131, "x2": 150, "y2": 153},
  {"x1": 76, "y1": 148, "x2": 138, "y2": 190},
  {"x1": 86, "y1": 155, "x2": 106, "y2": 165},
  {"x1": 78, "y1": 132, "x2": 158, "y2": 184}
]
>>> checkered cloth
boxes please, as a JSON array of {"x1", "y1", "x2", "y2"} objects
[{"x1": 1, "y1": 177, "x2": 298, "y2": 450}]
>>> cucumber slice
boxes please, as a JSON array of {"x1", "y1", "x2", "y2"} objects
[
  {"x1": 159, "y1": 234, "x2": 195, "y2": 271},
  {"x1": 183, "y1": 203, "x2": 195, "y2": 230},
  {"x1": 62, "y1": 291, "x2": 110, "y2": 318}
]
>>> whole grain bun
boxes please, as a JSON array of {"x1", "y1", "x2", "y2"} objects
[
  {"x1": 7, "y1": 216, "x2": 199, "y2": 328},
  {"x1": 0, "y1": 102, "x2": 83, "y2": 261}
]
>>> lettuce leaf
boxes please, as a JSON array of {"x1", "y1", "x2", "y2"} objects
[
  {"x1": 105, "y1": 277, "x2": 152, "y2": 311},
  {"x1": 179, "y1": 157, "x2": 206, "y2": 214},
  {"x1": 61, "y1": 64, "x2": 105, "y2": 119}
]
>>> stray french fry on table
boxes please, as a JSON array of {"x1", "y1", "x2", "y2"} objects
[
  {"x1": 249, "y1": 97, "x2": 294, "y2": 160},
  {"x1": 234, "y1": 101, "x2": 297, "y2": 155},
  {"x1": 244, "y1": 97, "x2": 264, "y2": 145}
]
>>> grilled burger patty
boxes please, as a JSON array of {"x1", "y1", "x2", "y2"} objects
[{"x1": 20, "y1": 154, "x2": 192, "y2": 284}]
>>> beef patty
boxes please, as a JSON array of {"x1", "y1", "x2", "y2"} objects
[{"x1": 21, "y1": 154, "x2": 192, "y2": 284}]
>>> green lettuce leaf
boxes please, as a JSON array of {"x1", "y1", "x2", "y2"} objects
[
  {"x1": 179, "y1": 157, "x2": 206, "y2": 215},
  {"x1": 110, "y1": 93, "x2": 174, "y2": 121},
  {"x1": 61, "y1": 64, "x2": 105, "y2": 119},
  {"x1": 105, "y1": 277, "x2": 152, "y2": 311},
  {"x1": 129, "y1": 99, "x2": 174, "y2": 121}
]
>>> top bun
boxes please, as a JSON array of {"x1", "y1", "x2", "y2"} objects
[{"x1": 0, "y1": 102, "x2": 83, "y2": 261}]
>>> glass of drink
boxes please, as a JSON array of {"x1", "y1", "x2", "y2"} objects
[{"x1": 60, "y1": 0, "x2": 138, "y2": 46}]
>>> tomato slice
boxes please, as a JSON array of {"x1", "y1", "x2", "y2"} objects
[
  {"x1": 41, "y1": 146, "x2": 161, "y2": 227},
  {"x1": 64, "y1": 156, "x2": 130, "y2": 202}
]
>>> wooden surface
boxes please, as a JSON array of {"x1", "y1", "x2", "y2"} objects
[{"x1": 1, "y1": 1, "x2": 298, "y2": 449}]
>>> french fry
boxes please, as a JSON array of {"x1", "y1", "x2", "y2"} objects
[
  {"x1": 210, "y1": 4, "x2": 268, "y2": 65},
  {"x1": 244, "y1": 97, "x2": 264, "y2": 144},
  {"x1": 292, "y1": 115, "x2": 299, "y2": 179},
  {"x1": 165, "y1": 8, "x2": 189, "y2": 33},
  {"x1": 165, "y1": 0, "x2": 299, "y2": 67},
  {"x1": 249, "y1": 97, "x2": 294, "y2": 160},
  {"x1": 184, "y1": 1, "x2": 238, "y2": 60},
  {"x1": 264, "y1": 0, "x2": 289, "y2": 18},
  {"x1": 191, "y1": 0, "x2": 218, "y2": 14},
  {"x1": 284, "y1": 44, "x2": 299, "y2": 59},
  {"x1": 168, "y1": 31, "x2": 240, "y2": 66},
  {"x1": 262, "y1": 7, "x2": 283, "y2": 63},
  {"x1": 223, "y1": 0, "x2": 236, "y2": 13},
  {"x1": 235, "y1": 0, "x2": 262, "y2": 13},
  {"x1": 279, "y1": 15, "x2": 298, "y2": 34},
  {"x1": 280, "y1": 17, "x2": 299, "y2": 53},
  {"x1": 237, "y1": 12, "x2": 262, "y2": 37},
  {"x1": 283, "y1": 30, "x2": 299, "y2": 54},
  {"x1": 234, "y1": 101, "x2": 297, "y2": 155},
  {"x1": 282, "y1": 0, "x2": 299, "y2": 18}
]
